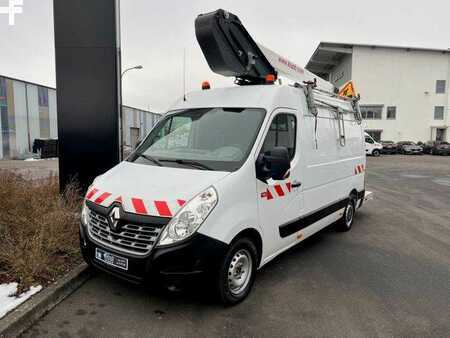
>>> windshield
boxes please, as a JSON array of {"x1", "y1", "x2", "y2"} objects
[{"x1": 128, "y1": 107, "x2": 266, "y2": 171}]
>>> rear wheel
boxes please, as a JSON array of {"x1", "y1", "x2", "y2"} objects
[
  {"x1": 372, "y1": 149, "x2": 380, "y2": 157},
  {"x1": 215, "y1": 237, "x2": 257, "y2": 306},
  {"x1": 336, "y1": 196, "x2": 356, "y2": 232}
]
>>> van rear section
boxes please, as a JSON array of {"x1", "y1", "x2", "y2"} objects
[{"x1": 79, "y1": 8, "x2": 369, "y2": 305}]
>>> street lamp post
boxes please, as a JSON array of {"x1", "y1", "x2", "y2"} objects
[{"x1": 120, "y1": 65, "x2": 143, "y2": 159}]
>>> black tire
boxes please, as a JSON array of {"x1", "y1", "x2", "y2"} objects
[
  {"x1": 372, "y1": 149, "x2": 380, "y2": 157},
  {"x1": 336, "y1": 196, "x2": 356, "y2": 232},
  {"x1": 215, "y1": 237, "x2": 258, "y2": 306}
]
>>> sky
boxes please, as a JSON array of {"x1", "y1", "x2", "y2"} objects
[{"x1": 0, "y1": 0, "x2": 449, "y2": 112}]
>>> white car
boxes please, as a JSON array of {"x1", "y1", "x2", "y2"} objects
[{"x1": 365, "y1": 132, "x2": 383, "y2": 156}]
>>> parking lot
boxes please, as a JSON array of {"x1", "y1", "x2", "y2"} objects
[{"x1": 21, "y1": 155, "x2": 450, "y2": 338}]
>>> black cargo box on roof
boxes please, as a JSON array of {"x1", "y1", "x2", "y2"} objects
[{"x1": 195, "y1": 9, "x2": 276, "y2": 85}]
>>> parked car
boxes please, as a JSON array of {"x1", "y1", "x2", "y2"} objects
[
  {"x1": 396, "y1": 141, "x2": 423, "y2": 155},
  {"x1": 365, "y1": 133, "x2": 383, "y2": 156},
  {"x1": 380, "y1": 140, "x2": 397, "y2": 154},
  {"x1": 430, "y1": 142, "x2": 450, "y2": 155},
  {"x1": 421, "y1": 141, "x2": 434, "y2": 154}
]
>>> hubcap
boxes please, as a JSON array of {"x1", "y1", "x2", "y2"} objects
[
  {"x1": 345, "y1": 202, "x2": 354, "y2": 227},
  {"x1": 227, "y1": 249, "x2": 252, "y2": 295}
]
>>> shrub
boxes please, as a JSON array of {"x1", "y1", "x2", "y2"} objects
[{"x1": 0, "y1": 171, "x2": 82, "y2": 293}]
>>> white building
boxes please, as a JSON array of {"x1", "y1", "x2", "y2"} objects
[
  {"x1": 306, "y1": 42, "x2": 450, "y2": 142},
  {"x1": 0, "y1": 75, "x2": 160, "y2": 159}
]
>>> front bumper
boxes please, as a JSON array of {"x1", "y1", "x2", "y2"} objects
[{"x1": 79, "y1": 223, "x2": 228, "y2": 286}]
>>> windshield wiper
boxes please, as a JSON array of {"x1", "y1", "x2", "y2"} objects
[
  {"x1": 137, "y1": 154, "x2": 163, "y2": 166},
  {"x1": 159, "y1": 158, "x2": 212, "y2": 170}
]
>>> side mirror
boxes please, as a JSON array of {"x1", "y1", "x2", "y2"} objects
[{"x1": 256, "y1": 146, "x2": 291, "y2": 181}]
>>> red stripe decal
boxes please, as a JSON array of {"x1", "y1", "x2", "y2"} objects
[
  {"x1": 132, "y1": 198, "x2": 148, "y2": 215},
  {"x1": 261, "y1": 189, "x2": 273, "y2": 200},
  {"x1": 115, "y1": 196, "x2": 123, "y2": 203},
  {"x1": 286, "y1": 182, "x2": 292, "y2": 193},
  {"x1": 86, "y1": 188, "x2": 98, "y2": 200},
  {"x1": 274, "y1": 185, "x2": 285, "y2": 197},
  {"x1": 177, "y1": 199, "x2": 186, "y2": 207},
  {"x1": 354, "y1": 168, "x2": 358, "y2": 175},
  {"x1": 94, "y1": 192, "x2": 111, "y2": 204},
  {"x1": 155, "y1": 201, "x2": 172, "y2": 217},
  {"x1": 357, "y1": 165, "x2": 362, "y2": 173},
  {"x1": 361, "y1": 164, "x2": 365, "y2": 171}
]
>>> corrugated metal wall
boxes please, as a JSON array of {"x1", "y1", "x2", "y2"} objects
[{"x1": 0, "y1": 76, "x2": 160, "y2": 159}]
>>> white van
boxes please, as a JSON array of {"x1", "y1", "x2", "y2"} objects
[
  {"x1": 365, "y1": 132, "x2": 383, "y2": 156},
  {"x1": 79, "y1": 9, "x2": 368, "y2": 305}
]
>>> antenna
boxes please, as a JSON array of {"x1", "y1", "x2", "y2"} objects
[{"x1": 183, "y1": 48, "x2": 187, "y2": 101}]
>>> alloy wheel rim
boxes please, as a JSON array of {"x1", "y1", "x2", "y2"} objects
[{"x1": 227, "y1": 249, "x2": 252, "y2": 295}]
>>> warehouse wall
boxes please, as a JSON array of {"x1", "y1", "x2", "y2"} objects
[
  {"x1": 122, "y1": 106, "x2": 160, "y2": 149},
  {"x1": 351, "y1": 46, "x2": 450, "y2": 143},
  {"x1": 329, "y1": 54, "x2": 352, "y2": 89},
  {"x1": 0, "y1": 76, "x2": 160, "y2": 160}
]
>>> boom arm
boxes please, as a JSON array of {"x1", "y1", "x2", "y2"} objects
[
  {"x1": 195, "y1": 9, "x2": 336, "y2": 91},
  {"x1": 257, "y1": 44, "x2": 336, "y2": 92}
]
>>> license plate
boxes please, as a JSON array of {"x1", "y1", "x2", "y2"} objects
[{"x1": 95, "y1": 248, "x2": 128, "y2": 271}]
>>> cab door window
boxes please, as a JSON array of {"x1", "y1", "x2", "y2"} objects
[
  {"x1": 261, "y1": 113, "x2": 296, "y2": 160},
  {"x1": 365, "y1": 136, "x2": 374, "y2": 144}
]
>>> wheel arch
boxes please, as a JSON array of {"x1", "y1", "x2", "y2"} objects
[{"x1": 231, "y1": 228, "x2": 263, "y2": 266}]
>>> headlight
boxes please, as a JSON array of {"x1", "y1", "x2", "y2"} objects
[
  {"x1": 81, "y1": 201, "x2": 90, "y2": 226},
  {"x1": 157, "y1": 187, "x2": 218, "y2": 246}
]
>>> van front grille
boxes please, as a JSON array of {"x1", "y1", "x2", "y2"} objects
[{"x1": 87, "y1": 209, "x2": 162, "y2": 256}]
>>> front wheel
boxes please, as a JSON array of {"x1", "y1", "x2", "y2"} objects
[
  {"x1": 372, "y1": 149, "x2": 381, "y2": 157},
  {"x1": 216, "y1": 238, "x2": 258, "y2": 306}
]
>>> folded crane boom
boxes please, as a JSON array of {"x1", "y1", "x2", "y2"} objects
[
  {"x1": 195, "y1": 8, "x2": 362, "y2": 142},
  {"x1": 256, "y1": 44, "x2": 335, "y2": 93}
]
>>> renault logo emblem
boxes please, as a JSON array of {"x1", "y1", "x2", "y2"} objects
[{"x1": 108, "y1": 206, "x2": 121, "y2": 232}]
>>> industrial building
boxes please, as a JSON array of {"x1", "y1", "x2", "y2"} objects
[
  {"x1": 0, "y1": 75, "x2": 160, "y2": 160},
  {"x1": 306, "y1": 42, "x2": 450, "y2": 143}
]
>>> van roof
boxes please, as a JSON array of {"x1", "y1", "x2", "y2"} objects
[{"x1": 169, "y1": 85, "x2": 302, "y2": 112}]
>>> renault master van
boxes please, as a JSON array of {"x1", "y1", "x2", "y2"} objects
[{"x1": 79, "y1": 9, "x2": 369, "y2": 305}]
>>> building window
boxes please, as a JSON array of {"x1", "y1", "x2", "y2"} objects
[
  {"x1": 360, "y1": 105, "x2": 382, "y2": 120},
  {"x1": 436, "y1": 80, "x2": 446, "y2": 94},
  {"x1": 0, "y1": 77, "x2": 6, "y2": 103},
  {"x1": 434, "y1": 106, "x2": 445, "y2": 120},
  {"x1": 38, "y1": 87, "x2": 49, "y2": 107},
  {"x1": 386, "y1": 106, "x2": 396, "y2": 120}
]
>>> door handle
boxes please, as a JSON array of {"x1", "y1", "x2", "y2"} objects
[{"x1": 291, "y1": 180, "x2": 302, "y2": 188}]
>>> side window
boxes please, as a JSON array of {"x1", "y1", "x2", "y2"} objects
[
  {"x1": 261, "y1": 113, "x2": 296, "y2": 160},
  {"x1": 365, "y1": 136, "x2": 374, "y2": 144}
]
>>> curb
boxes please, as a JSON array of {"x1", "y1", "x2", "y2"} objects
[{"x1": 0, "y1": 263, "x2": 91, "y2": 338}]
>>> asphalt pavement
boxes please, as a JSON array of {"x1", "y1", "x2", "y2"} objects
[{"x1": 22, "y1": 155, "x2": 450, "y2": 338}]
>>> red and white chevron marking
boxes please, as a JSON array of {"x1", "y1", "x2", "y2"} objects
[
  {"x1": 354, "y1": 164, "x2": 365, "y2": 175},
  {"x1": 85, "y1": 187, "x2": 186, "y2": 218},
  {"x1": 260, "y1": 182, "x2": 292, "y2": 200}
]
